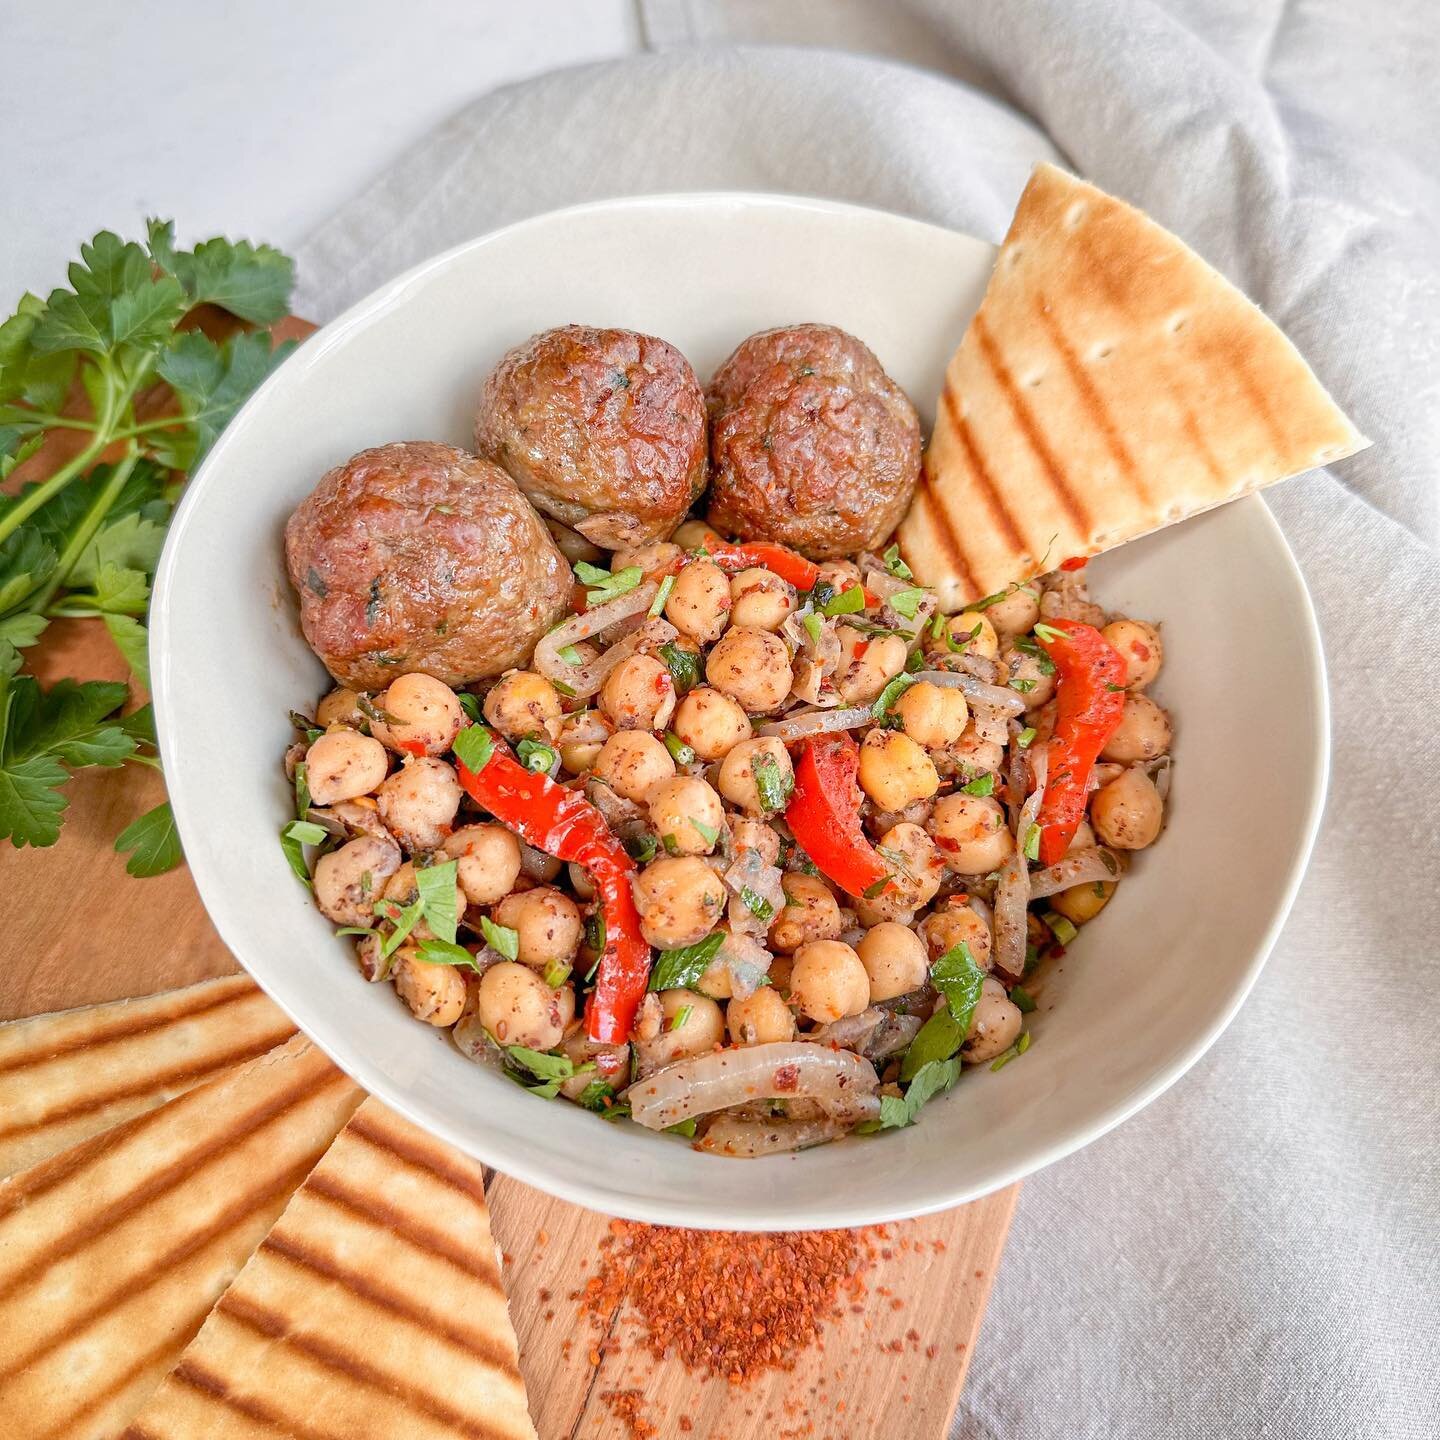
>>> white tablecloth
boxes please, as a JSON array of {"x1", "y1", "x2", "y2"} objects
[{"x1": 294, "y1": 6, "x2": 1440, "y2": 1435}]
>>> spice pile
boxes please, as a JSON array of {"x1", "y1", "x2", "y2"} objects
[{"x1": 578, "y1": 1220, "x2": 875, "y2": 1383}]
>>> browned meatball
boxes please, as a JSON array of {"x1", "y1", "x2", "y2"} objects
[
  {"x1": 705, "y1": 324, "x2": 921, "y2": 560},
  {"x1": 473, "y1": 325, "x2": 707, "y2": 550},
  {"x1": 285, "y1": 441, "x2": 572, "y2": 691}
]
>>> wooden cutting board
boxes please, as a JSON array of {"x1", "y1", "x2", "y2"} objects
[{"x1": 3, "y1": 469, "x2": 1017, "y2": 1440}]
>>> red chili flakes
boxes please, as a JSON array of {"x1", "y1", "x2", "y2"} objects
[
  {"x1": 853, "y1": 638, "x2": 870, "y2": 659},
  {"x1": 1060, "y1": 556, "x2": 1088, "y2": 571},
  {"x1": 773, "y1": 1063, "x2": 800, "y2": 1093},
  {"x1": 601, "y1": 1388, "x2": 657, "y2": 1440},
  {"x1": 576, "y1": 1221, "x2": 875, "y2": 1383}
]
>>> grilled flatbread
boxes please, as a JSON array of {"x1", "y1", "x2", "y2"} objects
[
  {"x1": 899, "y1": 163, "x2": 1369, "y2": 608},
  {"x1": 122, "y1": 1097, "x2": 538, "y2": 1440},
  {"x1": 0, "y1": 975, "x2": 296, "y2": 1178},
  {"x1": 0, "y1": 1034, "x2": 363, "y2": 1440}
]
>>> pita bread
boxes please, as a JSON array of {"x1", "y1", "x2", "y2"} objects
[
  {"x1": 898, "y1": 163, "x2": 1369, "y2": 609},
  {"x1": 122, "y1": 1097, "x2": 538, "y2": 1440},
  {"x1": 0, "y1": 1034, "x2": 363, "y2": 1440},
  {"x1": 0, "y1": 975, "x2": 295, "y2": 1178}
]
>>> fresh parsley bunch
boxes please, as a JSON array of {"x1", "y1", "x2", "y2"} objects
[{"x1": 0, "y1": 222, "x2": 296, "y2": 871}]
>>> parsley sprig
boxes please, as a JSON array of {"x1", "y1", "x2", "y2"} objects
[{"x1": 0, "y1": 222, "x2": 295, "y2": 870}]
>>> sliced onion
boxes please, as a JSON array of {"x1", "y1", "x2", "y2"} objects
[
  {"x1": 724, "y1": 847, "x2": 786, "y2": 921},
  {"x1": 1146, "y1": 754, "x2": 1173, "y2": 801},
  {"x1": 717, "y1": 930, "x2": 773, "y2": 998},
  {"x1": 758, "y1": 705, "x2": 872, "y2": 741},
  {"x1": 1028, "y1": 846, "x2": 1123, "y2": 899},
  {"x1": 969, "y1": 698, "x2": 1011, "y2": 746},
  {"x1": 533, "y1": 583, "x2": 669, "y2": 697},
  {"x1": 627, "y1": 1041, "x2": 879, "y2": 1131},
  {"x1": 914, "y1": 669, "x2": 1025, "y2": 717},
  {"x1": 954, "y1": 652, "x2": 1002, "y2": 685},
  {"x1": 808, "y1": 1007, "x2": 885, "y2": 1051},
  {"x1": 993, "y1": 751, "x2": 1046, "y2": 981},
  {"x1": 868, "y1": 1011, "x2": 923, "y2": 1062},
  {"x1": 694, "y1": 1112, "x2": 852, "y2": 1156}
]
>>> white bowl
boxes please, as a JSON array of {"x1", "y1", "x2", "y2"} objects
[{"x1": 151, "y1": 193, "x2": 1327, "y2": 1230}]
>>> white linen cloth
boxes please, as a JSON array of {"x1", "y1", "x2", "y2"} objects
[{"x1": 294, "y1": 6, "x2": 1439, "y2": 1436}]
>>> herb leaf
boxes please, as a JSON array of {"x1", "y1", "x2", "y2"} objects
[
  {"x1": 452, "y1": 724, "x2": 495, "y2": 773},
  {"x1": 481, "y1": 915, "x2": 520, "y2": 961},
  {"x1": 751, "y1": 751, "x2": 793, "y2": 814},
  {"x1": 648, "y1": 930, "x2": 725, "y2": 991}
]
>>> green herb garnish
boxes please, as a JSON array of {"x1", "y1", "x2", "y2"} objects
[
  {"x1": 516, "y1": 736, "x2": 557, "y2": 774},
  {"x1": 739, "y1": 886, "x2": 775, "y2": 922},
  {"x1": 751, "y1": 751, "x2": 792, "y2": 814},
  {"x1": 480, "y1": 915, "x2": 519, "y2": 961},
  {"x1": 658, "y1": 641, "x2": 701, "y2": 693},
  {"x1": 625, "y1": 831, "x2": 659, "y2": 863},
  {"x1": 1023, "y1": 823, "x2": 1041, "y2": 861},
  {"x1": 886, "y1": 586, "x2": 926, "y2": 620},
  {"x1": 648, "y1": 930, "x2": 725, "y2": 991},
  {"x1": 1010, "y1": 985, "x2": 1037, "y2": 1013},
  {"x1": 663, "y1": 731, "x2": 696, "y2": 765},
  {"x1": 690, "y1": 817, "x2": 720, "y2": 847},
  {"x1": 801, "y1": 612, "x2": 823, "y2": 646},
  {"x1": 575, "y1": 561, "x2": 644, "y2": 607},
  {"x1": 452, "y1": 723, "x2": 495, "y2": 773},
  {"x1": 556, "y1": 644, "x2": 585, "y2": 666},
  {"x1": 542, "y1": 958, "x2": 573, "y2": 989},
  {"x1": 414, "y1": 937, "x2": 480, "y2": 970},
  {"x1": 821, "y1": 584, "x2": 866, "y2": 617},
  {"x1": 1016, "y1": 727, "x2": 1037, "y2": 749},
  {"x1": 1032, "y1": 622, "x2": 1068, "y2": 644},
  {"x1": 1043, "y1": 911, "x2": 1078, "y2": 946},
  {"x1": 456, "y1": 691, "x2": 482, "y2": 722},
  {"x1": 871, "y1": 672, "x2": 916, "y2": 723},
  {"x1": 867, "y1": 1056, "x2": 963, "y2": 1130},
  {"x1": 668, "y1": 1004, "x2": 693, "y2": 1032},
  {"x1": 649, "y1": 573, "x2": 676, "y2": 617},
  {"x1": 882, "y1": 544, "x2": 913, "y2": 580},
  {"x1": 962, "y1": 773, "x2": 995, "y2": 797}
]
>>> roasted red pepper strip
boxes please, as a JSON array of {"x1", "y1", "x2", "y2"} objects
[
  {"x1": 455, "y1": 747, "x2": 650, "y2": 1044},
  {"x1": 704, "y1": 540, "x2": 821, "y2": 593},
  {"x1": 1033, "y1": 619, "x2": 1127, "y2": 865},
  {"x1": 785, "y1": 734, "x2": 892, "y2": 899}
]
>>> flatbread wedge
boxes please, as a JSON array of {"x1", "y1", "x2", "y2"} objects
[
  {"x1": 0, "y1": 975, "x2": 296, "y2": 1178},
  {"x1": 122, "y1": 1096, "x2": 538, "y2": 1440},
  {"x1": 0, "y1": 1033, "x2": 363, "y2": 1440},
  {"x1": 898, "y1": 163, "x2": 1369, "y2": 609}
]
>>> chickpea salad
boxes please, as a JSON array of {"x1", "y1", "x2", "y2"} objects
[{"x1": 281, "y1": 533, "x2": 1173, "y2": 1157}]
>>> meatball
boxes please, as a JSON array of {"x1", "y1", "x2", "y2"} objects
[
  {"x1": 285, "y1": 442, "x2": 571, "y2": 691},
  {"x1": 473, "y1": 325, "x2": 707, "y2": 549},
  {"x1": 705, "y1": 324, "x2": 922, "y2": 560}
]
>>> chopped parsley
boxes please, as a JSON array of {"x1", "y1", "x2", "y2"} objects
[
  {"x1": 820, "y1": 584, "x2": 866, "y2": 617},
  {"x1": 800, "y1": 611, "x2": 823, "y2": 646},
  {"x1": 648, "y1": 930, "x2": 725, "y2": 991},
  {"x1": 480, "y1": 915, "x2": 520, "y2": 961},
  {"x1": 456, "y1": 691, "x2": 482, "y2": 722},
  {"x1": 556, "y1": 644, "x2": 585, "y2": 666},
  {"x1": 625, "y1": 832, "x2": 659, "y2": 863},
  {"x1": 413, "y1": 937, "x2": 480, "y2": 970},
  {"x1": 739, "y1": 886, "x2": 775, "y2": 922},
  {"x1": 871, "y1": 672, "x2": 916, "y2": 723},
  {"x1": 863, "y1": 1056, "x2": 962, "y2": 1131},
  {"x1": 962, "y1": 773, "x2": 995, "y2": 797},
  {"x1": 690, "y1": 817, "x2": 720, "y2": 846},
  {"x1": 452, "y1": 723, "x2": 495, "y2": 773},
  {"x1": 658, "y1": 641, "x2": 701, "y2": 693},
  {"x1": 882, "y1": 543, "x2": 913, "y2": 580},
  {"x1": 887, "y1": 586, "x2": 926, "y2": 620},
  {"x1": 751, "y1": 751, "x2": 793, "y2": 813}
]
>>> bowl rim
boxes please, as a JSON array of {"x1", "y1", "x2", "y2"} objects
[{"x1": 151, "y1": 190, "x2": 1330, "y2": 1227}]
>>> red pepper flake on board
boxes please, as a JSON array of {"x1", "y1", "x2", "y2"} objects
[
  {"x1": 576, "y1": 1221, "x2": 875, "y2": 1384},
  {"x1": 1060, "y1": 555, "x2": 1088, "y2": 571},
  {"x1": 602, "y1": 1389, "x2": 658, "y2": 1439}
]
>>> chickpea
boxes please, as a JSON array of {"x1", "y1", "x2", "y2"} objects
[
  {"x1": 927, "y1": 793, "x2": 1014, "y2": 874},
  {"x1": 476, "y1": 962, "x2": 567, "y2": 1050},
  {"x1": 729, "y1": 568, "x2": 796, "y2": 630},
  {"x1": 852, "y1": 888, "x2": 916, "y2": 927},
  {"x1": 375, "y1": 757, "x2": 461, "y2": 853},
  {"x1": 731, "y1": 816, "x2": 781, "y2": 866},
  {"x1": 520, "y1": 842, "x2": 563, "y2": 883},
  {"x1": 633, "y1": 856, "x2": 727, "y2": 948},
  {"x1": 494, "y1": 885, "x2": 583, "y2": 969},
  {"x1": 1000, "y1": 645, "x2": 1057, "y2": 709},
  {"x1": 705, "y1": 627, "x2": 793, "y2": 714},
  {"x1": 483, "y1": 671, "x2": 563, "y2": 743},
  {"x1": 728, "y1": 986, "x2": 796, "y2": 1045},
  {"x1": 442, "y1": 824, "x2": 522, "y2": 906},
  {"x1": 393, "y1": 948, "x2": 467, "y2": 1027},
  {"x1": 558, "y1": 1028, "x2": 631, "y2": 1100},
  {"x1": 718, "y1": 737, "x2": 794, "y2": 818},
  {"x1": 858, "y1": 730, "x2": 939, "y2": 812},
  {"x1": 600, "y1": 653, "x2": 676, "y2": 732},
  {"x1": 857, "y1": 922, "x2": 929, "y2": 1001},
  {"x1": 1102, "y1": 619, "x2": 1163, "y2": 690},
  {"x1": 665, "y1": 559, "x2": 731, "y2": 643},
  {"x1": 381, "y1": 862, "x2": 467, "y2": 940},
  {"x1": 790, "y1": 940, "x2": 871, "y2": 1022},
  {"x1": 927, "y1": 611, "x2": 998, "y2": 659},
  {"x1": 768, "y1": 873, "x2": 843, "y2": 953},
  {"x1": 767, "y1": 954, "x2": 794, "y2": 993},
  {"x1": 649, "y1": 776, "x2": 725, "y2": 855},
  {"x1": 695, "y1": 950, "x2": 734, "y2": 999},
  {"x1": 371, "y1": 672, "x2": 465, "y2": 756},
  {"x1": 1101, "y1": 695, "x2": 1172, "y2": 763},
  {"x1": 961, "y1": 977, "x2": 1023, "y2": 1063},
  {"x1": 982, "y1": 584, "x2": 1041, "y2": 638},
  {"x1": 672, "y1": 520, "x2": 722, "y2": 551},
  {"x1": 1090, "y1": 768, "x2": 1164, "y2": 849},
  {"x1": 612, "y1": 540, "x2": 682, "y2": 579},
  {"x1": 942, "y1": 723, "x2": 1005, "y2": 781},
  {"x1": 591, "y1": 731, "x2": 675, "y2": 803},
  {"x1": 894, "y1": 682, "x2": 969, "y2": 750},
  {"x1": 868, "y1": 795, "x2": 935, "y2": 837},
  {"x1": 816, "y1": 560, "x2": 861, "y2": 591},
  {"x1": 918, "y1": 901, "x2": 993, "y2": 969},
  {"x1": 313, "y1": 832, "x2": 402, "y2": 927},
  {"x1": 646, "y1": 989, "x2": 726, "y2": 1064},
  {"x1": 875, "y1": 822, "x2": 943, "y2": 909},
  {"x1": 316, "y1": 687, "x2": 365, "y2": 729},
  {"x1": 557, "y1": 709, "x2": 612, "y2": 774},
  {"x1": 304, "y1": 728, "x2": 389, "y2": 806},
  {"x1": 1051, "y1": 879, "x2": 1117, "y2": 925},
  {"x1": 834, "y1": 626, "x2": 908, "y2": 705},
  {"x1": 672, "y1": 687, "x2": 752, "y2": 761}
]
